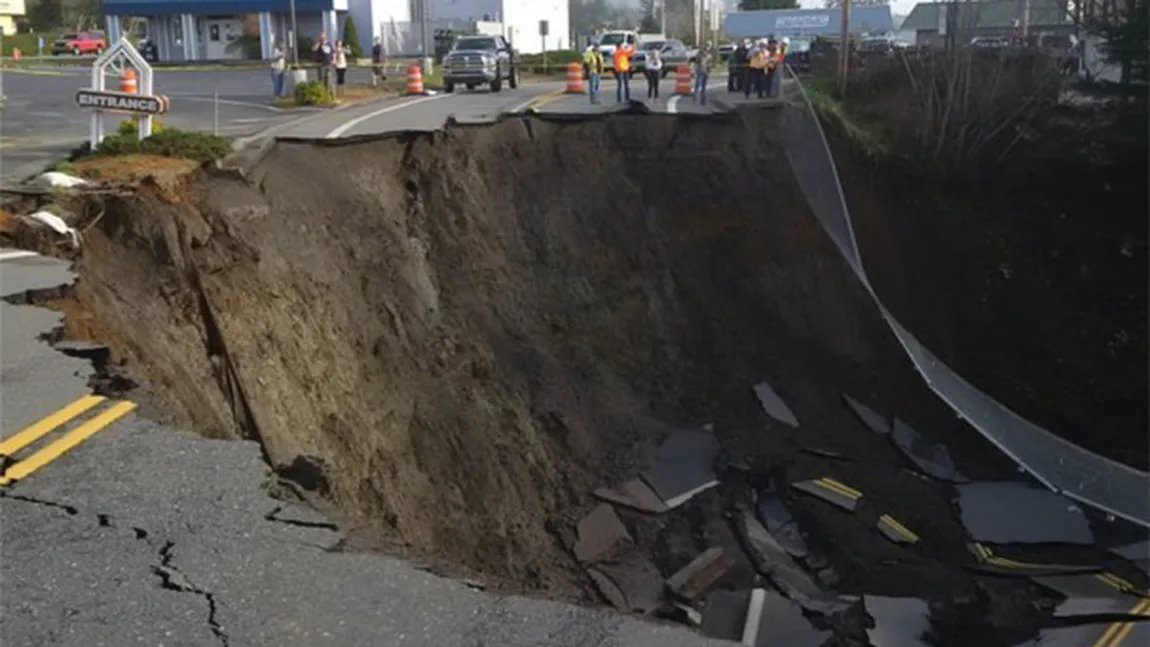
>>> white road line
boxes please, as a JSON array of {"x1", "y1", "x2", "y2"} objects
[
  {"x1": 0, "y1": 250, "x2": 40, "y2": 262},
  {"x1": 166, "y1": 95, "x2": 283, "y2": 112},
  {"x1": 667, "y1": 81, "x2": 726, "y2": 114},
  {"x1": 325, "y1": 94, "x2": 449, "y2": 139}
]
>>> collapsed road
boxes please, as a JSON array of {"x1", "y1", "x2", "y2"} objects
[{"x1": 1, "y1": 103, "x2": 1147, "y2": 647}]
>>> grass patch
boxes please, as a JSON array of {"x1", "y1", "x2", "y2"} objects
[
  {"x1": 71, "y1": 154, "x2": 199, "y2": 182},
  {"x1": 1, "y1": 33, "x2": 57, "y2": 57},
  {"x1": 796, "y1": 75, "x2": 889, "y2": 160}
]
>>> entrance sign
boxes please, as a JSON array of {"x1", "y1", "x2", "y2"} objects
[
  {"x1": 79, "y1": 38, "x2": 168, "y2": 150},
  {"x1": 76, "y1": 89, "x2": 169, "y2": 114}
]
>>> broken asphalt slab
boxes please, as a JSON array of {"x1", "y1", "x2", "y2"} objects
[
  {"x1": 791, "y1": 477, "x2": 864, "y2": 513},
  {"x1": 733, "y1": 506, "x2": 857, "y2": 615},
  {"x1": 587, "y1": 542, "x2": 666, "y2": 615},
  {"x1": 1031, "y1": 573, "x2": 1147, "y2": 618},
  {"x1": 743, "y1": 588, "x2": 833, "y2": 647},
  {"x1": 890, "y1": 418, "x2": 967, "y2": 483},
  {"x1": 1109, "y1": 541, "x2": 1150, "y2": 575},
  {"x1": 594, "y1": 477, "x2": 669, "y2": 515},
  {"x1": 756, "y1": 492, "x2": 811, "y2": 560},
  {"x1": 1009, "y1": 618, "x2": 1149, "y2": 647},
  {"x1": 954, "y1": 481, "x2": 1095, "y2": 545},
  {"x1": 842, "y1": 393, "x2": 891, "y2": 434},
  {"x1": 640, "y1": 428, "x2": 720, "y2": 510},
  {"x1": 667, "y1": 547, "x2": 737, "y2": 603},
  {"x1": 753, "y1": 382, "x2": 800, "y2": 427},
  {"x1": 864, "y1": 595, "x2": 932, "y2": 647},
  {"x1": 571, "y1": 504, "x2": 633, "y2": 563}
]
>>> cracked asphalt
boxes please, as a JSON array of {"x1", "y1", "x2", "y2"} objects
[{"x1": 1, "y1": 252, "x2": 728, "y2": 645}]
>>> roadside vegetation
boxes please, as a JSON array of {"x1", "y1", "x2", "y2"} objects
[
  {"x1": 793, "y1": 6, "x2": 1147, "y2": 466},
  {"x1": 54, "y1": 120, "x2": 231, "y2": 182}
]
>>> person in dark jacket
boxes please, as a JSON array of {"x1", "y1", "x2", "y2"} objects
[
  {"x1": 371, "y1": 36, "x2": 386, "y2": 86},
  {"x1": 728, "y1": 41, "x2": 748, "y2": 92}
]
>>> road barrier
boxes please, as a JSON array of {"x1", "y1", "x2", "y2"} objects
[
  {"x1": 564, "y1": 62, "x2": 584, "y2": 94},
  {"x1": 405, "y1": 63, "x2": 427, "y2": 95},
  {"x1": 779, "y1": 65, "x2": 1150, "y2": 528},
  {"x1": 674, "y1": 65, "x2": 692, "y2": 95},
  {"x1": 119, "y1": 67, "x2": 137, "y2": 93}
]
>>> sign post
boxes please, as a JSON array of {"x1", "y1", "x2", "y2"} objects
[
  {"x1": 539, "y1": 20, "x2": 549, "y2": 70},
  {"x1": 77, "y1": 38, "x2": 168, "y2": 151}
]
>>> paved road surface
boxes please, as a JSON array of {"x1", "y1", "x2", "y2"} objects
[{"x1": 0, "y1": 65, "x2": 736, "y2": 646}]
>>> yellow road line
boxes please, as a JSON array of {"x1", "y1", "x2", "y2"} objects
[
  {"x1": 1093, "y1": 598, "x2": 1150, "y2": 647},
  {"x1": 879, "y1": 514, "x2": 920, "y2": 542},
  {"x1": 1096, "y1": 572, "x2": 1137, "y2": 593},
  {"x1": 0, "y1": 395, "x2": 107, "y2": 458},
  {"x1": 970, "y1": 542, "x2": 1098, "y2": 573},
  {"x1": 0, "y1": 400, "x2": 136, "y2": 486},
  {"x1": 511, "y1": 89, "x2": 565, "y2": 113},
  {"x1": 814, "y1": 477, "x2": 862, "y2": 500}
]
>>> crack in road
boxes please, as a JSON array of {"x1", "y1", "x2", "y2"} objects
[
  {"x1": 264, "y1": 504, "x2": 338, "y2": 530},
  {"x1": 1, "y1": 491, "x2": 230, "y2": 646},
  {"x1": 151, "y1": 539, "x2": 230, "y2": 646}
]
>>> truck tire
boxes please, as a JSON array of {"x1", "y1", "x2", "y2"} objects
[
  {"x1": 509, "y1": 66, "x2": 519, "y2": 89},
  {"x1": 445, "y1": 82, "x2": 455, "y2": 93},
  {"x1": 490, "y1": 71, "x2": 503, "y2": 93}
]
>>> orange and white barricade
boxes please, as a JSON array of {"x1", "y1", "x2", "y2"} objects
[
  {"x1": 673, "y1": 65, "x2": 692, "y2": 95},
  {"x1": 565, "y1": 62, "x2": 585, "y2": 94},
  {"x1": 405, "y1": 63, "x2": 427, "y2": 95}
]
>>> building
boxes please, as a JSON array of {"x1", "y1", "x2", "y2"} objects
[
  {"x1": 0, "y1": 0, "x2": 26, "y2": 36},
  {"x1": 723, "y1": 7, "x2": 894, "y2": 40},
  {"x1": 99, "y1": 0, "x2": 568, "y2": 63},
  {"x1": 900, "y1": 0, "x2": 1073, "y2": 48}
]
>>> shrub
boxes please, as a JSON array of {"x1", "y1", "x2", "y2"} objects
[
  {"x1": 342, "y1": 15, "x2": 363, "y2": 59},
  {"x1": 79, "y1": 126, "x2": 232, "y2": 163},
  {"x1": 518, "y1": 50, "x2": 583, "y2": 75},
  {"x1": 294, "y1": 80, "x2": 335, "y2": 106}
]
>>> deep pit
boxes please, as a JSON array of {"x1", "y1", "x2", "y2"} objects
[{"x1": 17, "y1": 108, "x2": 1146, "y2": 644}]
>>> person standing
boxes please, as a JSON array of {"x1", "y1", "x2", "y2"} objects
[
  {"x1": 763, "y1": 39, "x2": 780, "y2": 98},
  {"x1": 333, "y1": 40, "x2": 349, "y2": 98},
  {"x1": 729, "y1": 40, "x2": 748, "y2": 92},
  {"x1": 645, "y1": 46, "x2": 663, "y2": 103},
  {"x1": 613, "y1": 39, "x2": 635, "y2": 102},
  {"x1": 270, "y1": 42, "x2": 286, "y2": 98},
  {"x1": 583, "y1": 43, "x2": 605, "y2": 104},
  {"x1": 312, "y1": 31, "x2": 334, "y2": 91},
  {"x1": 693, "y1": 44, "x2": 713, "y2": 105},
  {"x1": 371, "y1": 36, "x2": 386, "y2": 86}
]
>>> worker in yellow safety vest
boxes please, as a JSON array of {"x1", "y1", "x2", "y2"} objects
[
  {"x1": 612, "y1": 40, "x2": 636, "y2": 102},
  {"x1": 745, "y1": 39, "x2": 769, "y2": 99},
  {"x1": 583, "y1": 44, "x2": 605, "y2": 104},
  {"x1": 764, "y1": 38, "x2": 781, "y2": 98}
]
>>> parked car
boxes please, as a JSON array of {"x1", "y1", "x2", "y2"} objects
[
  {"x1": 857, "y1": 35, "x2": 910, "y2": 56},
  {"x1": 441, "y1": 34, "x2": 519, "y2": 93},
  {"x1": 51, "y1": 31, "x2": 106, "y2": 56},
  {"x1": 785, "y1": 38, "x2": 812, "y2": 73},
  {"x1": 630, "y1": 38, "x2": 696, "y2": 78}
]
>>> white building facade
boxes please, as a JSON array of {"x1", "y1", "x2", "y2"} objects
[{"x1": 428, "y1": 0, "x2": 570, "y2": 53}]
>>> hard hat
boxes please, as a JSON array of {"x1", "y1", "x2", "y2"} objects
[{"x1": 782, "y1": 36, "x2": 790, "y2": 46}]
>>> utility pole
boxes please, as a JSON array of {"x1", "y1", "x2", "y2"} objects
[
  {"x1": 661, "y1": 0, "x2": 667, "y2": 35},
  {"x1": 289, "y1": 0, "x2": 298, "y2": 65},
  {"x1": 837, "y1": 0, "x2": 851, "y2": 95},
  {"x1": 1021, "y1": 0, "x2": 1031, "y2": 40}
]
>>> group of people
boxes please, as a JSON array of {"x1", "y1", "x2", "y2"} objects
[
  {"x1": 581, "y1": 40, "x2": 716, "y2": 105},
  {"x1": 726, "y1": 36, "x2": 788, "y2": 99},
  {"x1": 271, "y1": 31, "x2": 373, "y2": 98}
]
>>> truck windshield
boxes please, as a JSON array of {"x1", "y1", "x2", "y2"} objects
[
  {"x1": 599, "y1": 33, "x2": 627, "y2": 46},
  {"x1": 454, "y1": 37, "x2": 496, "y2": 50}
]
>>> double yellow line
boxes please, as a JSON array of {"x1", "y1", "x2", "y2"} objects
[
  {"x1": 0, "y1": 394, "x2": 136, "y2": 486},
  {"x1": 1092, "y1": 598, "x2": 1150, "y2": 647},
  {"x1": 812, "y1": 477, "x2": 863, "y2": 501},
  {"x1": 510, "y1": 88, "x2": 566, "y2": 114},
  {"x1": 877, "y1": 513, "x2": 920, "y2": 543}
]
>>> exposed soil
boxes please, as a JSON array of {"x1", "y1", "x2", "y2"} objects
[{"x1": 10, "y1": 107, "x2": 1145, "y2": 644}]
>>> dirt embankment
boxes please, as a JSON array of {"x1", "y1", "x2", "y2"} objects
[{"x1": 44, "y1": 109, "x2": 989, "y2": 594}]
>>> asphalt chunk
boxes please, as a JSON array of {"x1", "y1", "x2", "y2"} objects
[
  {"x1": 791, "y1": 477, "x2": 864, "y2": 513},
  {"x1": 955, "y1": 481, "x2": 1094, "y2": 545}
]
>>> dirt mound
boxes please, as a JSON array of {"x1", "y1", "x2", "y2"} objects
[{"x1": 30, "y1": 108, "x2": 1104, "y2": 642}]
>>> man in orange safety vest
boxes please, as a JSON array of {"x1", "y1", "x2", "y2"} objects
[{"x1": 613, "y1": 39, "x2": 636, "y2": 102}]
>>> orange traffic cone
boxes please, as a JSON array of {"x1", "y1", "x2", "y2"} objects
[
  {"x1": 564, "y1": 62, "x2": 585, "y2": 94},
  {"x1": 119, "y1": 68, "x2": 138, "y2": 93},
  {"x1": 405, "y1": 63, "x2": 427, "y2": 95},
  {"x1": 673, "y1": 65, "x2": 692, "y2": 95}
]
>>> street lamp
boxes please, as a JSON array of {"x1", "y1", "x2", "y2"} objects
[{"x1": 290, "y1": 0, "x2": 299, "y2": 65}]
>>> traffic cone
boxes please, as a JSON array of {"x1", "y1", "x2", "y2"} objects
[
  {"x1": 405, "y1": 63, "x2": 427, "y2": 95},
  {"x1": 674, "y1": 65, "x2": 692, "y2": 95},
  {"x1": 564, "y1": 62, "x2": 585, "y2": 94},
  {"x1": 119, "y1": 68, "x2": 138, "y2": 93}
]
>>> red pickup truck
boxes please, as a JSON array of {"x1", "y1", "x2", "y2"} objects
[{"x1": 51, "y1": 32, "x2": 107, "y2": 56}]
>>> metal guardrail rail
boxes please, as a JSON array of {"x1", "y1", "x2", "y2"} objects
[{"x1": 778, "y1": 68, "x2": 1150, "y2": 528}]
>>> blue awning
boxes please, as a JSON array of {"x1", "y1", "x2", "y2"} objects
[{"x1": 103, "y1": 0, "x2": 334, "y2": 16}]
